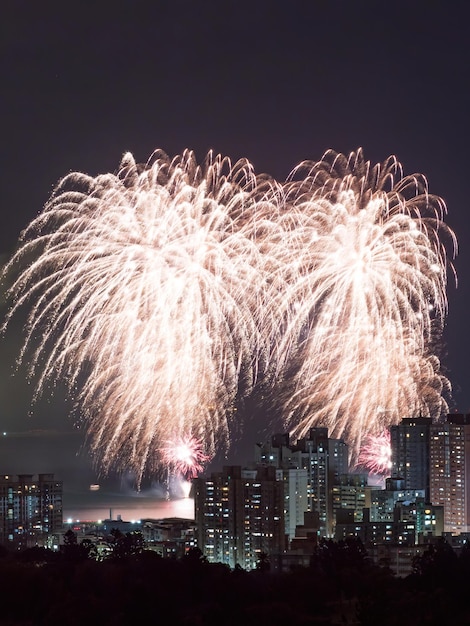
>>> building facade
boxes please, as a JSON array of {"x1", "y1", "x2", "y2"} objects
[
  {"x1": 254, "y1": 428, "x2": 350, "y2": 537},
  {"x1": 332, "y1": 473, "x2": 368, "y2": 523},
  {"x1": 390, "y1": 416, "x2": 432, "y2": 497},
  {"x1": 368, "y1": 476, "x2": 426, "y2": 523},
  {"x1": 429, "y1": 413, "x2": 470, "y2": 534},
  {"x1": 253, "y1": 433, "x2": 310, "y2": 540},
  {"x1": 194, "y1": 465, "x2": 285, "y2": 570},
  {"x1": 0, "y1": 473, "x2": 63, "y2": 548}
]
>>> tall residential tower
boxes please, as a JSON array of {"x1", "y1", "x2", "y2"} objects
[
  {"x1": 0, "y1": 473, "x2": 63, "y2": 548},
  {"x1": 390, "y1": 417, "x2": 432, "y2": 498},
  {"x1": 430, "y1": 413, "x2": 470, "y2": 534}
]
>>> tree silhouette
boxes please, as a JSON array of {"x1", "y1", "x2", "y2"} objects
[{"x1": 255, "y1": 551, "x2": 270, "y2": 572}]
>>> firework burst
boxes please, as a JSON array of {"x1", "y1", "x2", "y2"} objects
[
  {"x1": 1, "y1": 147, "x2": 457, "y2": 478},
  {"x1": 162, "y1": 434, "x2": 211, "y2": 480},
  {"x1": 267, "y1": 149, "x2": 456, "y2": 463},
  {"x1": 1, "y1": 149, "x2": 280, "y2": 481},
  {"x1": 356, "y1": 430, "x2": 392, "y2": 477}
]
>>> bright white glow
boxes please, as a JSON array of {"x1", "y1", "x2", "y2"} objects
[{"x1": 181, "y1": 480, "x2": 192, "y2": 498}]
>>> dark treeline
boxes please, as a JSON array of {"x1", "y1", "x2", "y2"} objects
[{"x1": 0, "y1": 535, "x2": 469, "y2": 625}]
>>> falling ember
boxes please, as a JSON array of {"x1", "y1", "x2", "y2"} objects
[{"x1": 356, "y1": 431, "x2": 392, "y2": 477}]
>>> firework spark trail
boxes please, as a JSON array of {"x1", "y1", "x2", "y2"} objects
[
  {"x1": 1, "y1": 147, "x2": 457, "y2": 478},
  {"x1": 267, "y1": 149, "x2": 456, "y2": 464},
  {"x1": 1, "y1": 150, "x2": 281, "y2": 481}
]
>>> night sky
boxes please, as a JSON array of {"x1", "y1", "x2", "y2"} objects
[{"x1": 1, "y1": 1, "x2": 470, "y2": 496}]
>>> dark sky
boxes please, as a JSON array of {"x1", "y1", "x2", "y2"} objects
[{"x1": 1, "y1": 0, "x2": 470, "y2": 493}]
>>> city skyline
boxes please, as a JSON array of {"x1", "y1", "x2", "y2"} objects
[
  {"x1": 1, "y1": 411, "x2": 469, "y2": 534},
  {"x1": 2, "y1": 2, "x2": 470, "y2": 494}
]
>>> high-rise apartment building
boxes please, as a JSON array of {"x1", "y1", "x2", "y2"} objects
[
  {"x1": 294, "y1": 429, "x2": 350, "y2": 535},
  {"x1": 281, "y1": 468, "x2": 309, "y2": 541},
  {"x1": 196, "y1": 429, "x2": 349, "y2": 568},
  {"x1": 255, "y1": 428, "x2": 349, "y2": 537},
  {"x1": 332, "y1": 473, "x2": 368, "y2": 523},
  {"x1": 194, "y1": 465, "x2": 285, "y2": 570},
  {"x1": 394, "y1": 499, "x2": 444, "y2": 542},
  {"x1": 429, "y1": 413, "x2": 470, "y2": 534},
  {"x1": 292, "y1": 428, "x2": 331, "y2": 534},
  {"x1": 0, "y1": 473, "x2": 63, "y2": 548},
  {"x1": 328, "y1": 437, "x2": 350, "y2": 483},
  {"x1": 254, "y1": 433, "x2": 309, "y2": 541},
  {"x1": 390, "y1": 417, "x2": 432, "y2": 497},
  {"x1": 368, "y1": 476, "x2": 425, "y2": 523},
  {"x1": 254, "y1": 432, "x2": 291, "y2": 467}
]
